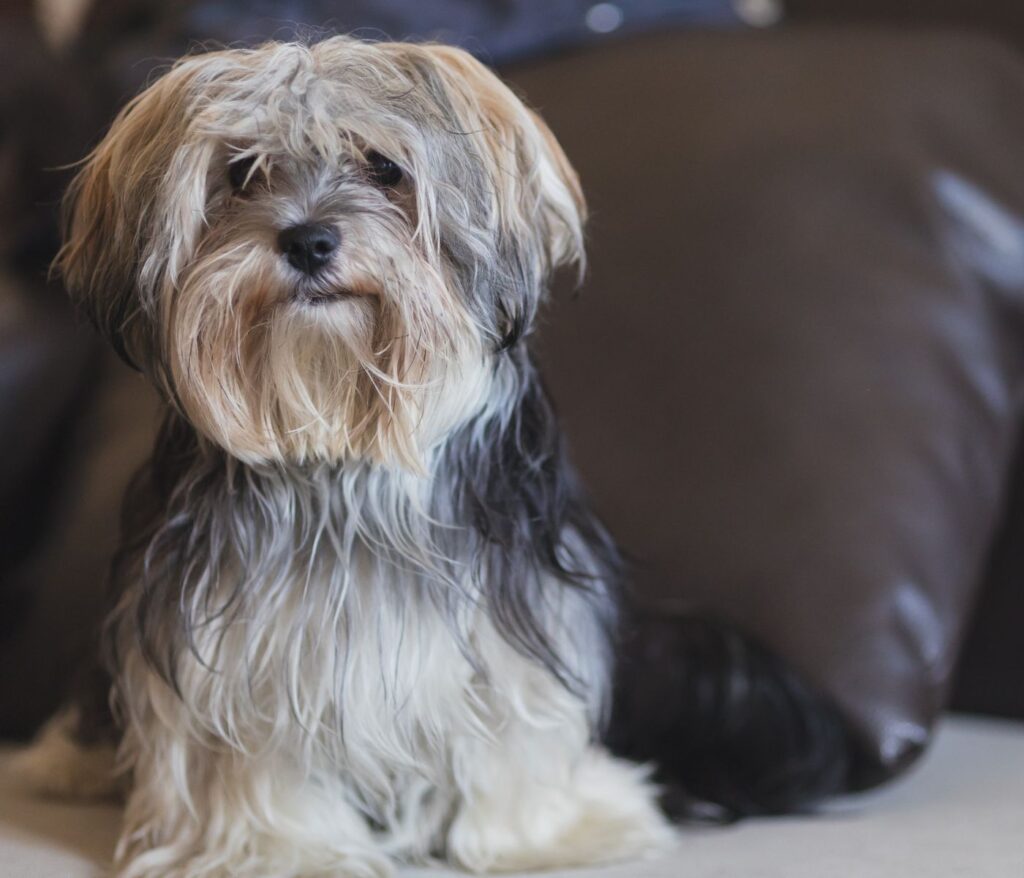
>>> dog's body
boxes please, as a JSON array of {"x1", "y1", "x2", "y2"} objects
[
  {"x1": 93, "y1": 418, "x2": 668, "y2": 878},
  {"x1": 17, "y1": 37, "x2": 673, "y2": 877}
]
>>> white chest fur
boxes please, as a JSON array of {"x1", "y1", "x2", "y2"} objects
[{"x1": 117, "y1": 487, "x2": 616, "y2": 857}]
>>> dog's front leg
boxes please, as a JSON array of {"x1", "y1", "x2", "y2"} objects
[
  {"x1": 445, "y1": 675, "x2": 674, "y2": 872},
  {"x1": 114, "y1": 666, "x2": 391, "y2": 878}
]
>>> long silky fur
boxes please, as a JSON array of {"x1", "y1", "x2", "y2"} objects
[
  {"x1": 98, "y1": 369, "x2": 626, "y2": 869},
  {"x1": 113, "y1": 353, "x2": 620, "y2": 710},
  {"x1": 607, "y1": 610, "x2": 852, "y2": 821}
]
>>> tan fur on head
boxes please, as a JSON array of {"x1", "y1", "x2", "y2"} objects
[
  {"x1": 415, "y1": 44, "x2": 586, "y2": 270},
  {"x1": 58, "y1": 37, "x2": 585, "y2": 469}
]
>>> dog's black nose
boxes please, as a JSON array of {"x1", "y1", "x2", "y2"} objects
[{"x1": 278, "y1": 222, "x2": 340, "y2": 276}]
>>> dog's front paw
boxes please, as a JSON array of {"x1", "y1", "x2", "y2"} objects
[
  {"x1": 115, "y1": 809, "x2": 393, "y2": 878},
  {"x1": 115, "y1": 847, "x2": 394, "y2": 878},
  {"x1": 12, "y1": 709, "x2": 120, "y2": 800},
  {"x1": 448, "y1": 749, "x2": 676, "y2": 872}
]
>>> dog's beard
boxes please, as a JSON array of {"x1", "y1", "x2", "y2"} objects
[{"x1": 163, "y1": 208, "x2": 486, "y2": 470}]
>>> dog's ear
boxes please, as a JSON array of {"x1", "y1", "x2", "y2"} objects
[
  {"x1": 412, "y1": 44, "x2": 586, "y2": 348},
  {"x1": 57, "y1": 62, "x2": 207, "y2": 369}
]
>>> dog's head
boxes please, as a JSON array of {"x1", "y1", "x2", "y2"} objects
[{"x1": 60, "y1": 37, "x2": 584, "y2": 468}]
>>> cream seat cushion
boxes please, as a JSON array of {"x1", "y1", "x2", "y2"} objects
[{"x1": 1, "y1": 716, "x2": 1021, "y2": 877}]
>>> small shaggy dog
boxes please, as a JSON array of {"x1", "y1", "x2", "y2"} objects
[
  {"x1": 21, "y1": 36, "x2": 674, "y2": 878},
  {"x1": 17, "y1": 34, "x2": 853, "y2": 878}
]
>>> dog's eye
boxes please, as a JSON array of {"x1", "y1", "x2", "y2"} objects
[
  {"x1": 228, "y1": 155, "x2": 259, "y2": 192},
  {"x1": 366, "y1": 151, "x2": 403, "y2": 188}
]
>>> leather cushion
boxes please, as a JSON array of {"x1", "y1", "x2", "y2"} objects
[{"x1": 508, "y1": 29, "x2": 1024, "y2": 785}]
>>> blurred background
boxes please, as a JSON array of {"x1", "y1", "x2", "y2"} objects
[{"x1": 3, "y1": 0, "x2": 1024, "y2": 798}]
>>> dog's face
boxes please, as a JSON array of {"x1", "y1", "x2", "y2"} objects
[{"x1": 60, "y1": 38, "x2": 583, "y2": 468}]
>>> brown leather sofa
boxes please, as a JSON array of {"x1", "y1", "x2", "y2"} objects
[
  {"x1": 2, "y1": 0, "x2": 1023, "y2": 812},
  {"x1": 513, "y1": 25, "x2": 1024, "y2": 787}
]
